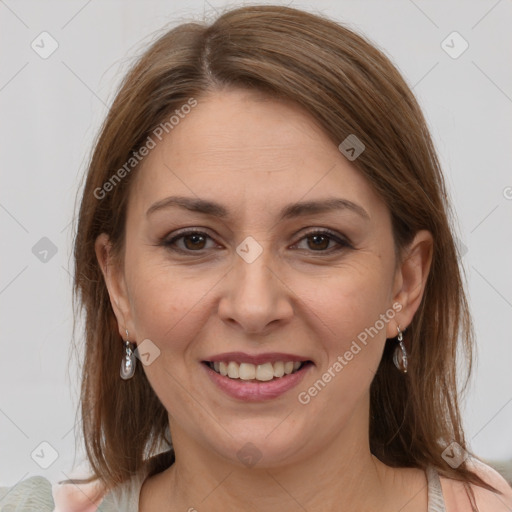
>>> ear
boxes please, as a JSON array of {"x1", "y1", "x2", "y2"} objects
[
  {"x1": 386, "y1": 230, "x2": 433, "y2": 338},
  {"x1": 95, "y1": 233, "x2": 135, "y2": 341}
]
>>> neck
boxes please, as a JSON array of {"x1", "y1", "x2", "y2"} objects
[{"x1": 158, "y1": 404, "x2": 397, "y2": 511}]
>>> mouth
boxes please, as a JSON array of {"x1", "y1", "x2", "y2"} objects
[
  {"x1": 200, "y1": 351, "x2": 315, "y2": 401},
  {"x1": 202, "y1": 359, "x2": 313, "y2": 382}
]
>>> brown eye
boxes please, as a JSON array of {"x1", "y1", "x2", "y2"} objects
[
  {"x1": 162, "y1": 229, "x2": 351, "y2": 255},
  {"x1": 295, "y1": 230, "x2": 351, "y2": 252},
  {"x1": 182, "y1": 233, "x2": 207, "y2": 250},
  {"x1": 163, "y1": 230, "x2": 214, "y2": 252},
  {"x1": 306, "y1": 234, "x2": 330, "y2": 250}
]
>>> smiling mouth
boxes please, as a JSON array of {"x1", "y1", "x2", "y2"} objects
[{"x1": 202, "y1": 360, "x2": 313, "y2": 382}]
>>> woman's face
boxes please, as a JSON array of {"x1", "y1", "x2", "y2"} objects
[{"x1": 100, "y1": 88, "x2": 415, "y2": 467}]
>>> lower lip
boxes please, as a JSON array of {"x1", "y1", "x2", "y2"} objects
[{"x1": 201, "y1": 362, "x2": 313, "y2": 402}]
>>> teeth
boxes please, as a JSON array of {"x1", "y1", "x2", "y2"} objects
[
  {"x1": 257, "y1": 362, "x2": 275, "y2": 381},
  {"x1": 284, "y1": 361, "x2": 294, "y2": 375},
  {"x1": 209, "y1": 360, "x2": 306, "y2": 381},
  {"x1": 227, "y1": 361, "x2": 239, "y2": 379},
  {"x1": 273, "y1": 361, "x2": 285, "y2": 378},
  {"x1": 239, "y1": 363, "x2": 256, "y2": 380}
]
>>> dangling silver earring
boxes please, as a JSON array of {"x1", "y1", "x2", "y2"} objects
[
  {"x1": 120, "y1": 329, "x2": 136, "y2": 380},
  {"x1": 393, "y1": 326, "x2": 408, "y2": 373}
]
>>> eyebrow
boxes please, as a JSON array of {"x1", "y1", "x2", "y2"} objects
[{"x1": 146, "y1": 195, "x2": 370, "y2": 222}]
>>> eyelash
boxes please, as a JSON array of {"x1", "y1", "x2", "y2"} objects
[{"x1": 161, "y1": 229, "x2": 352, "y2": 255}]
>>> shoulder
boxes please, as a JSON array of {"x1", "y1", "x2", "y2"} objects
[
  {"x1": 0, "y1": 474, "x2": 111, "y2": 512},
  {"x1": 0, "y1": 475, "x2": 54, "y2": 511},
  {"x1": 52, "y1": 476, "x2": 107, "y2": 511},
  {"x1": 440, "y1": 458, "x2": 512, "y2": 512}
]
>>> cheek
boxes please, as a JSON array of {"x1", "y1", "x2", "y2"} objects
[
  {"x1": 128, "y1": 268, "x2": 205, "y2": 344},
  {"x1": 125, "y1": 235, "x2": 394, "y2": 373},
  {"x1": 303, "y1": 260, "x2": 394, "y2": 341},
  {"x1": 124, "y1": 252, "x2": 228, "y2": 372},
  {"x1": 126, "y1": 242, "x2": 395, "y2": 354},
  {"x1": 125, "y1": 266, "x2": 210, "y2": 410},
  {"x1": 296, "y1": 281, "x2": 391, "y2": 418},
  {"x1": 300, "y1": 264, "x2": 394, "y2": 394}
]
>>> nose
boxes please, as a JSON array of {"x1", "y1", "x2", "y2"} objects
[{"x1": 217, "y1": 246, "x2": 294, "y2": 336}]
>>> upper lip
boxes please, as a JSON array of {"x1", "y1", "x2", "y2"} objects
[{"x1": 203, "y1": 352, "x2": 312, "y2": 365}]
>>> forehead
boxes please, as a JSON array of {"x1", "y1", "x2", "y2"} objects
[{"x1": 128, "y1": 89, "x2": 386, "y2": 222}]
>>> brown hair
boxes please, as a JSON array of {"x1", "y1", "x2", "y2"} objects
[{"x1": 71, "y1": 4, "x2": 496, "y2": 495}]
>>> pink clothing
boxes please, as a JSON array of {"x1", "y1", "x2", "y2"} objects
[{"x1": 440, "y1": 459, "x2": 512, "y2": 511}]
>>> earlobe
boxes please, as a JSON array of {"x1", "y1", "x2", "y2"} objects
[
  {"x1": 388, "y1": 230, "x2": 433, "y2": 336},
  {"x1": 94, "y1": 233, "x2": 132, "y2": 340}
]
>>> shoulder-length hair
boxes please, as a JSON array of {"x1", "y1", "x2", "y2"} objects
[{"x1": 71, "y1": 4, "x2": 495, "y2": 494}]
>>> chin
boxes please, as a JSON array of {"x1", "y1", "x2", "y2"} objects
[{"x1": 205, "y1": 425, "x2": 312, "y2": 469}]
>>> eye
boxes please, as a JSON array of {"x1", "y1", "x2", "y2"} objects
[
  {"x1": 293, "y1": 229, "x2": 352, "y2": 252},
  {"x1": 163, "y1": 230, "x2": 216, "y2": 252},
  {"x1": 161, "y1": 228, "x2": 351, "y2": 254}
]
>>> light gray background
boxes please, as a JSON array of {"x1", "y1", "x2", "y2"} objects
[{"x1": 1, "y1": 0, "x2": 511, "y2": 487}]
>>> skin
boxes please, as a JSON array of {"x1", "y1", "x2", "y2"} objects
[{"x1": 96, "y1": 88, "x2": 433, "y2": 511}]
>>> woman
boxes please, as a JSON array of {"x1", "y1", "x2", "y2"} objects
[{"x1": 1, "y1": 4, "x2": 511, "y2": 511}]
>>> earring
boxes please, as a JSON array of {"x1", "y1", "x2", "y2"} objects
[
  {"x1": 393, "y1": 326, "x2": 408, "y2": 374},
  {"x1": 120, "y1": 329, "x2": 136, "y2": 380}
]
